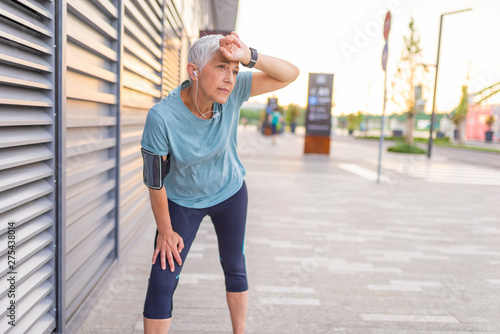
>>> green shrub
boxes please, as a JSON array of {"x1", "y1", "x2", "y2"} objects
[
  {"x1": 355, "y1": 136, "x2": 398, "y2": 141},
  {"x1": 414, "y1": 136, "x2": 450, "y2": 144},
  {"x1": 387, "y1": 142, "x2": 426, "y2": 154},
  {"x1": 434, "y1": 136, "x2": 451, "y2": 144}
]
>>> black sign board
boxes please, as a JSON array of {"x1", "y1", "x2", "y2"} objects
[
  {"x1": 305, "y1": 73, "x2": 334, "y2": 136},
  {"x1": 199, "y1": 30, "x2": 233, "y2": 37}
]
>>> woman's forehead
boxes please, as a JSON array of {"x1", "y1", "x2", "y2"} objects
[{"x1": 209, "y1": 51, "x2": 239, "y2": 67}]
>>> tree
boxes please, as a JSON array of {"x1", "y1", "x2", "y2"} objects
[
  {"x1": 286, "y1": 104, "x2": 301, "y2": 124},
  {"x1": 356, "y1": 111, "x2": 364, "y2": 132},
  {"x1": 390, "y1": 17, "x2": 429, "y2": 145},
  {"x1": 451, "y1": 85, "x2": 469, "y2": 144},
  {"x1": 346, "y1": 111, "x2": 363, "y2": 134},
  {"x1": 338, "y1": 114, "x2": 348, "y2": 130},
  {"x1": 484, "y1": 114, "x2": 495, "y2": 142},
  {"x1": 285, "y1": 104, "x2": 303, "y2": 133},
  {"x1": 485, "y1": 115, "x2": 495, "y2": 131}
]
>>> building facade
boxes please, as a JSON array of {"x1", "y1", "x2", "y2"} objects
[
  {"x1": 0, "y1": 0, "x2": 238, "y2": 332},
  {"x1": 466, "y1": 104, "x2": 500, "y2": 142}
]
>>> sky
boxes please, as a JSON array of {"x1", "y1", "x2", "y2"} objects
[{"x1": 235, "y1": 0, "x2": 500, "y2": 115}]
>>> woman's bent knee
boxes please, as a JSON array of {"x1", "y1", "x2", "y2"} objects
[{"x1": 143, "y1": 267, "x2": 180, "y2": 319}]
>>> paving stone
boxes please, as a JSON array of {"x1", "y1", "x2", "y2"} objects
[
  {"x1": 79, "y1": 329, "x2": 125, "y2": 334},
  {"x1": 80, "y1": 131, "x2": 500, "y2": 333},
  {"x1": 81, "y1": 312, "x2": 139, "y2": 330}
]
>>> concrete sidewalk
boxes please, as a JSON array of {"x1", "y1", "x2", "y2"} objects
[{"x1": 80, "y1": 128, "x2": 500, "y2": 334}]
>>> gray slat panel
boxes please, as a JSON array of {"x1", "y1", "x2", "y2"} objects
[
  {"x1": 124, "y1": 15, "x2": 162, "y2": 58},
  {"x1": 0, "y1": 86, "x2": 53, "y2": 107},
  {"x1": 123, "y1": 34, "x2": 161, "y2": 71},
  {"x1": 0, "y1": 215, "x2": 52, "y2": 256},
  {"x1": 65, "y1": 243, "x2": 114, "y2": 319},
  {"x1": 162, "y1": 1, "x2": 181, "y2": 96},
  {"x1": 0, "y1": 246, "x2": 52, "y2": 288},
  {"x1": 0, "y1": 20, "x2": 52, "y2": 55},
  {"x1": 0, "y1": 3, "x2": 51, "y2": 37},
  {"x1": 120, "y1": 141, "x2": 143, "y2": 165},
  {"x1": 26, "y1": 315, "x2": 56, "y2": 334},
  {"x1": 65, "y1": 137, "x2": 116, "y2": 158},
  {"x1": 66, "y1": 218, "x2": 114, "y2": 280},
  {"x1": 123, "y1": 54, "x2": 162, "y2": 84},
  {"x1": 66, "y1": 180, "x2": 115, "y2": 218},
  {"x1": 133, "y1": 0, "x2": 162, "y2": 31},
  {"x1": 0, "y1": 181, "x2": 52, "y2": 216},
  {"x1": 124, "y1": 0, "x2": 161, "y2": 44},
  {"x1": 0, "y1": 198, "x2": 52, "y2": 235},
  {"x1": 89, "y1": 0, "x2": 118, "y2": 19},
  {"x1": 0, "y1": 127, "x2": 52, "y2": 149},
  {"x1": 164, "y1": 1, "x2": 181, "y2": 38},
  {"x1": 0, "y1": 44, "x2": 52, "y2": 72},
  {"x1": 0, "y1": 145, "x2": 52, "y2": 170},
  {"x1": 120, "y1": 195, "x2": 150, "y2": 251},
  {"x1": 67, "y1": 58, "x2": 117, "y2": 83},
  {"x1": 0, "y1": 163, "x2": 52, "y2": 192},
  {"x1": 0, "y1": 109, "x2": 52, "y2": 126},
  {"x1": 66, "y1": 200, "x2": 115, "y2": 253},
  {"x1": 66, "y1": 28, "x2": 117, "y2": 62},
  {"x1": 10, "y1": 0, "x2": 52, "y2": 20},
  {"x1": 67, "y1": 0, "x2": 117, "y2": 40}
]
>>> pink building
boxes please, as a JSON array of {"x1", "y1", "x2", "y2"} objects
[{"x1": 466, "y1": 104, "x2": 500, "y2": 141}]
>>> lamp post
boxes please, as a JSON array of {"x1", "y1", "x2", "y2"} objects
[{"x1": 427, "y1": 8, "x2": 472, "y2": 158}]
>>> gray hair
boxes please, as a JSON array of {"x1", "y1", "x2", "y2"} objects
[{"x1": 188, "y1": 34, "x2": 224, "y2": 76}]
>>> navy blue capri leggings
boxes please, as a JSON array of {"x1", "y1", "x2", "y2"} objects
[{"x1": 143, "y1": 181, "x2": 248, "y2": 319}]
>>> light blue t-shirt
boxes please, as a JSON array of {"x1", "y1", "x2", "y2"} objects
[{"x1": 141, "y1": 71, "x2": 252, "y2": 208}]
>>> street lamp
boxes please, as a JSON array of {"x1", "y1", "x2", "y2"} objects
[{"x1": 427, "y1": 8, "x2": 472, "y2": 158}]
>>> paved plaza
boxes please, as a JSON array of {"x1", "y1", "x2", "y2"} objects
[{"x1": 80, "y1": 128, "x2": 500, "y2": 334}]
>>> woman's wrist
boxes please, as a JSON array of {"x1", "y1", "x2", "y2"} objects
[
  {"x1": 241, "y1": 48, "x2": 252, "y2": 66},
  {"x1": 241, "y1": 47, "x2": 258, "y2": 68},
  {"x1": 158, "y1": 225, "x2": 173, "y2": 235}
]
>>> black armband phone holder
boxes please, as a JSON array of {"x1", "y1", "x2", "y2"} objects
[{"x1": 141, "y1": 148, "x2": 170, "y2": 190}]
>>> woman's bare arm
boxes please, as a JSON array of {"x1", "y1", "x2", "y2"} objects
[{"x1": 148, "y1": 161, "x2": 184, "y2": 272}]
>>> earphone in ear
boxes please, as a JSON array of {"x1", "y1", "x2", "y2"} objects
[{"x1": 194, "y1": 70, "x2": 197, "y2": 77}]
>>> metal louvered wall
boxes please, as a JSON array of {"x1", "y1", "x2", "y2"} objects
[
  {"x1": 0, "y1": 0, "x2": 233, "y2": 332},
  {"x1": 119, "y1": 0, "x2": 162, "y2": 254},
  {"x1": 119, "y1": 0, "x2": 182, "y2": 252},
  {"x1": 162, "y1": 1, "x2": 181, "y2": 95},
  {"x1": 63, "y1": 0, "x2": 120, "y2": 329},
  {"x1": 0, "y1": 0, "x2": 56, "y2": 333}
]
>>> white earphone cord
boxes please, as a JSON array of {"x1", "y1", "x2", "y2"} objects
[{"x1": 194, "y1": 78, "x2": 212, "y2": 119}]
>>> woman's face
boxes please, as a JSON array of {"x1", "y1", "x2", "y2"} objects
[{"x1": 198, "y1": 51, "x2": 240, "y2": 104}]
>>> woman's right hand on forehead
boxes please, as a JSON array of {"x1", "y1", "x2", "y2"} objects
[{"x1": 219, "y1": 31, "x2": 251, "y2": 65}]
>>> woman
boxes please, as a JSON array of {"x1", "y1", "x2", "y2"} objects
[{"x1": 141, "y1": 31, "x2": 299, "y2": 334}]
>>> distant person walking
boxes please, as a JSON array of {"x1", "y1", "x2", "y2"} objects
[
  {"x1": 269, "y1": 108, "x2": 283, "y2": 144},
  {"x1": 140, "y1": 32, "x2": 299, "y2": 334}
]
